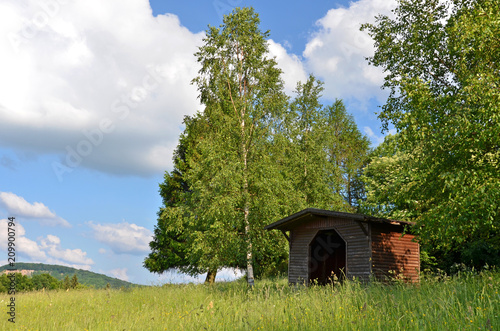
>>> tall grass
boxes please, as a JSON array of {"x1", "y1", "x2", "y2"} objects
[{"x1": 1, "y1": 269, "x2": 498, "y2": 330}]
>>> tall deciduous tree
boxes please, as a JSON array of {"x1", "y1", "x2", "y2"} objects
[
  {"x1": 362, "y1": 0, "x2": 500, "y2": 256},
  {"x1": 284, "y1": 76, "x2": 371, "y2": 211},
  {"x1": 146, "y1": 8, "x2": 372, "y2": 283},
  {"x1": 285, "y1": 75, "x2": 339, "y2": 209},
  {"x1": 170, "y1": 7, "x2": 292, "y2": 285},
  {"x1": 144, "y1": 114, "x2": 219, "y2": 282},
  {"x1": 190, "y1": 7, "x2": 293, "y2": 286},
  {"x1": 146, "y1": 8, "x2": 293, "y2": 285},
  {"x1": 361, "y1": 134, "x2": 417, "y2": 220},
  {"x1": 323, "y1": 100, "x2": 371, "y2": 209}
]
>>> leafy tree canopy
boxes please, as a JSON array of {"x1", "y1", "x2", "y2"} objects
[
  {"x1": 361, "y1": 0, "x2": 499, "y2": 257},
  {"x1": 145, "y1": 8, "x2": 371, "y2": 283}
]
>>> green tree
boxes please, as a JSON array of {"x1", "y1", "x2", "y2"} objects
[
  {"x1": 361, "y1": 134, "x2": 408, "y2": 218},
  {"x1": 63, "y1": 275, "x2": 70, "y2": 290},
  {"x1": 0, "y1": 274, "x2": 9, "y2": 292},
  {"x1": 284, "y1": 76, "x2": 370, "y2": 211},
  {"x1": 189, "y1": 7, "x2": 293, "y2": 286},
  {"x1": 285, "y1": 75, "x2": 340, "y2": 209},
  {"x1": 362, "y1": 0, "x2": 500, "y2": 259},
  {"x1": 363, "y1": 133, "x2": 500, "y2": 270},
  {"x1": 31, "y1": 273, "x2": 61, "y2": 290},
  {"x1": 11, "y1": 273, "x2": 33, "y2": 292},
  {"x1": 147, "y1": 7, "x2": 293, "y2": 285},
  {"x1": 70, "y1": 274, "x2": 79, "y2": 289},
  {"x1": 323, "y1": 100, "x2": 371, "y2": 209},
  {"x1": 146, "y1": 8, "x2": 372, "y2": 284},
  {"x1": 145, "y1": 114, "x2": 219, "y2": 283}
]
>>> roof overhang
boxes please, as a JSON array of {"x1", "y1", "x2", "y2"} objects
[{"x1": 264, "y1": 208, "x2": 414, "y2": 231}]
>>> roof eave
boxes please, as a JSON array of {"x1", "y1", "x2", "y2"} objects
[{"x1": 265, "y1": 208, "x2": 415, "y2": 231}]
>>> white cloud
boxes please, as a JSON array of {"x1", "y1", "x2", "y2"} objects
[
  {"x1": 108, "y1": 268, "x2": 129, "y2": 281},
  {"x1": 0, "y1": 0, "x2": 204, "y2": 178},
  {"x1": 0, "y1": 220, "x2": 93, "y2": 269},
  {"x1": 0, "y1": 192, "x2": 71, "y2": 227},
  {"x1": 216, "y1": 268, "x2": 245, "y2": 282},
  {"x1": 0, "y1": 0, "x2": 398, "y2": 180},
  {"x1": 364, "y1": 126, "x2": 397, "y2": 146},
  {"x1": 87, "y1": 221, "x2": 153, "y2": 254},
  {"x1": 41, "y1": 234, "x2": 61, "y2": 245},
  {"x1": 43, "y1": 259, "x2": 93, "y2": 271},
  {"x1": 40, "y1": 234, "x2": 94, "y2": 265},
  {"x1": 156, "y1": 267, "x2": 244, "y2": 284},
  {"x1": 0, "y1": 192, "x2": 55, "y2": 218},
  {"x1": 267, "y1": 39, "x2": 308, "y2": 95},
  {"x1": 304, "y1": 0, "x2": 396, "y2": 103}
]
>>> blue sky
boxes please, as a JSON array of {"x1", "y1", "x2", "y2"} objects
[{"x1": 0, "y1": 0, "x2": 396, "y2": 284}]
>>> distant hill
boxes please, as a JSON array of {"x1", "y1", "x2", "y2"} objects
[{"x1": 0, "y1": 263, "x2": 139, "y2": 289}]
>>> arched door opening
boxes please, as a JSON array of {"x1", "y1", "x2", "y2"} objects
[{"x1": 308, "y1": 229, "x2": 346, "y2": 285}]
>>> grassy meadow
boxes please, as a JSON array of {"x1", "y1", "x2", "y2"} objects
[{"x1": 1, "y1": 270, "x2": 498, "y2": 330}]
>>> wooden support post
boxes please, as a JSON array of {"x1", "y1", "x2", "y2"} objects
[{"x1": 281, "y1": 230, "x2": 290, "y2": 242}]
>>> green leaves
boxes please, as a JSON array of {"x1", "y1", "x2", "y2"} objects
[
  {"x1": 362, "y1": 0, "x2": 500, "y2": 265},
  {"x1": 147, "y1": 8, "x2": 371, "y2": 280},
  {"x1": 176, "y1": 7, "x2": 292, "y2": 281},
  {"x1": 284, "y1": 76, "x2": 370, "y2": 211}
]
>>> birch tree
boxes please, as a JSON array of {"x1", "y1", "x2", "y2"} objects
[
  {"x1": 190, "y1": 7, "x2": 291, "y2": 286},
  {"x1": 146, "y1": 8, "x2": 373, "y2": 283}
]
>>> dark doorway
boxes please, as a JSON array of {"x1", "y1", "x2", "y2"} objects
[{"x1": 308, "y1": 230, "x2": 346, "y2": 285}]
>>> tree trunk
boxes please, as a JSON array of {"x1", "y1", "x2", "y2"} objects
[
  {"x1": 241, "y1": 113, "x2": 255, "y2": 288},
  {"x1": 243, "y1": 155, "x2": 255, "y2": 287},
  {"x1": 347, "y1": 173, "x2": 352, "y2": 207},
  {"x1": 204, "y1": 269, "x2": 217, "y2": 284},
  {"x1": 245, "y1": 208, "x2": 255, "y2": 287}
]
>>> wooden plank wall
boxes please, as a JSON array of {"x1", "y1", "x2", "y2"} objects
[
  {"x1": 288, "y1": 227, "x2": 316, "y2": 285},
  {"x1": 288, "y1": 216, "x2": 372, "y2": 285},
  {"x1": 371, "y1": 224, "x2": 420, "y2": 282}
]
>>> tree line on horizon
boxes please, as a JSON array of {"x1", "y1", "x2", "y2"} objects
[
  {"x1": 0, "y1": 263, "x2": 135, "y2": 289},
  {"x1": 0, "y1": 273, "x2": 82, "y2": 292},
  {"x1": 145, "y1": 0, "x2": 500, "y2": 284}
]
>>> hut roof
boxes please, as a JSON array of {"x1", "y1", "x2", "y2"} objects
[{"x1": 264, "y1": 208, "x2": 414, "y2": 231}]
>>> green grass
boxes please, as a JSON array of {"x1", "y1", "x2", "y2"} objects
[{"x1": 1, "y1": 270, "x2": 498, "y2": 330}]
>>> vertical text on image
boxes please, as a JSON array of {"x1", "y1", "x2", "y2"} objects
[{"x1": 6, "y1": 217, "x2": 16, "y2": 323}]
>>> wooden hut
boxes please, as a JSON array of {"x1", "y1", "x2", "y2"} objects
[{"x1": 264, "y1": 208, "x2": 420, "y2": 285}]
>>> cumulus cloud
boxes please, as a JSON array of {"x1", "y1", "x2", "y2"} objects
[
  {"x1": 40, "y1": 234, "x2": 94, "y2": 265},
  {"x1": 0, "y1": 0, "x2": 204, "y2": 179},
  {"x1": 0, "y1": 0, "x2": 398, "y2": 180},
  {"x1": 0, "y1": 220, "x2": 93, "y2": 269},
  {"x1": 267, "y1": 39, "x2": 308, "y2": 95},
  {"x1": 108, "y1": 268, "x2": 129, "y2": 281},
  {"x1": 303, "y1": 0, "x2": 396, "y2": 103},
  {"x1": 0, "y1": 192, "x2": 71, "y2": 227},
  {"x1": 87, "y1": 221, "x2": 153, "y2": 254}
]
